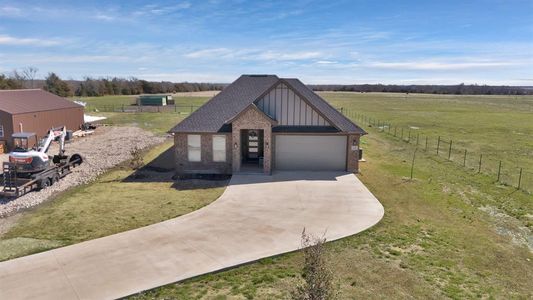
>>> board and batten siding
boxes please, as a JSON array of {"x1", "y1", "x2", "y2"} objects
[{"x1": 256, "y1": 83, "x2": 331, "y2": 126}]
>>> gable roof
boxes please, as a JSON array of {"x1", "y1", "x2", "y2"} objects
[
  {"x1": 169, "y1": 75, "x2": 366, "y2": 134},
  {"x1": 0, "y1": 89, "x2": 82, "y2": 114}
]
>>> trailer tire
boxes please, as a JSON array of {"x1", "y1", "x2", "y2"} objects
[
  {"x1": 69, "y1": 154, "x2": 83, "y2": 167},
  {"x1": 39, "y1": 178, "x2": 51, "y2": 190}
]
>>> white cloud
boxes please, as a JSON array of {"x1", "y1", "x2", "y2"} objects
[
  {"x1": 315, "y1": 60, "x2": 338, "y2": 65},
  {"x1": 368, "y1": 60, "x2": 518, "y2": 71},
  {"x1": 0, "y1": 5, "x2": 22, "y2": 16},
  {"x1": 184, "y1": 48, "x2": 233, "y2": 58},
  {"x1": 94, "y1": 13, "x2": 116, "y2": 21},
  {"x1": 256, "y1": 51, "x2": 322, "y2": 61},
  {"x1": 0, "y1": 34, "x2": 62, "y2": 46}
]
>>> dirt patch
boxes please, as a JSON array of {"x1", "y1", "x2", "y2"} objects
[
  {"x1": 479, "y1": 205, "x2": 533, "y2": 251},
  {"x1": 0, "y1": 126, "x2": 166, "y2": 218}
]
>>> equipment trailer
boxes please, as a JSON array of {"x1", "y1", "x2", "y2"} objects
[
  {"x1": 1, "y1": 154, "x2": 82, "y2": 198},
  {"x1": 0, "y1": 126, "x2": 83, "y2": 199}
]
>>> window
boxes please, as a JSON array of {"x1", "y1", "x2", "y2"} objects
[
  {"x1": 0, "y1": 125, "x2": 3, "y2": 138},
  {"x1": 187, "y1": 135, "x2": 201, "y2": 162},
  {"x1": 213, "y1": 135, "x2": 226, "y2": 162}
]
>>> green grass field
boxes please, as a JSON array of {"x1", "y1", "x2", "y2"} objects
[{"x1": 322, "y1": 92, "x2": 533, "y2": 192}]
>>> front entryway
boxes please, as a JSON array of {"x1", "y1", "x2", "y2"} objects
[{"x1": 240, "y1": 129, "x2": 264, "y2": 172}]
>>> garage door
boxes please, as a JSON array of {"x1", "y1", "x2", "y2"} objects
[{"x1": 274, "y1": 135, "x2": 347, "y2": 171}]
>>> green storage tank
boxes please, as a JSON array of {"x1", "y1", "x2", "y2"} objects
[{"x1": 138, "y1": 95, "x2": 173, "y2": 106}]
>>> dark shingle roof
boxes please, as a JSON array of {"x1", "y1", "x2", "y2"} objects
[
  {"x1": 170, "y1": 75, "x2": 279, "y2": 133},
  {"x1": 0, "y1": 89, "x2": 82, "y2": 114},
  {"x1": 170, "y1": 75, "x2": 366, "y2": 134}
]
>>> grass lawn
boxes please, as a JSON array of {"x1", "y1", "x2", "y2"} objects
[
  {"x1": 128, "y1": 93, "x2": 533, "y2": 299},
  {"x1": 321, "y1": 92, "x2": 533, "y2": 192},
  {"x1": 95, "y1": 112, "x2": 186, "y2": 135},
  {"x1": 0, "y1": 141, "x2": 228, "y2": 261}
]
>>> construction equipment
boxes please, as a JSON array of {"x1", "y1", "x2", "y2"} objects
[{"x1": 1, "y1": 126, "x2": 83, "y2": 198}]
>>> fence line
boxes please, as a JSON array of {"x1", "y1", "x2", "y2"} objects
[
  {"x1": 85, "y1": 104, "x2": 201, "y2": 113},
  {"x1": 340, "y1": 108, "x2": 532, "y2": 194}
]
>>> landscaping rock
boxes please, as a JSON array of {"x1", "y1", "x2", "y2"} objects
[{"x1": 0, "y1": 126, "x2": 166, "y2": 218}]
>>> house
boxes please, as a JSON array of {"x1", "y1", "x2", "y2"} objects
[
  {"x1": 0, "y1": 89, "x2": 84, "y2": 151},
  {"x1": 138, "y1": 95, "x2": 174, "y2": 106},
  {"x1": 169, "y1": 75, "x2": 366, "y2": 175}
]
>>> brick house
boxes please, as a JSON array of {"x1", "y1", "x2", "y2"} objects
[{"x1": 170, "y1": 75, "x2": 366, "y2": 175}]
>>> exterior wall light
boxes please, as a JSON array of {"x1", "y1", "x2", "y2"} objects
[{"x1": 234, "y1": 142, "x2": 238, "y2": 149}]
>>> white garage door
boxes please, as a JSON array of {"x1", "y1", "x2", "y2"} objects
[{"x1": 274, "y1": 135, "x2": 347, "y2": 171}]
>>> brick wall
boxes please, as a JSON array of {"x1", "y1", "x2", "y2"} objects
[
  {"x1": 346, "y1": 134, "x2": 361, "y2": 173},
  {"x1": 174, "y1": 132, "x2": 232, "y2": 175}
]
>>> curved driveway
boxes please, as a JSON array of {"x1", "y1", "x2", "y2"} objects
[{"x1": 0, "y1": 171, "x2": 384, "y2": 300}]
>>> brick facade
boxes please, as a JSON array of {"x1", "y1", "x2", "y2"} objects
[
  {"x1": 231, "y1": 106, "x2": 275, "y2": 174},
  {"x1": 346, "y1": 134, "x2": 361, "y2": 173},
  {"x1": 174, "y1": 132, "x2": 232, "y2": 175}
]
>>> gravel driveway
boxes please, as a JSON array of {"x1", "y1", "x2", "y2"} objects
[{"x1": 0, "y1": 126, "x2": 166, "y2": 218}]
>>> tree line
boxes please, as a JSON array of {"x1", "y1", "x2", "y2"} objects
[
  {"x1": 1, "y1": 67, "x2": 532, "y2": 97},
  {"x1": 0, "y1": 68, "x2": 225, "y2": 97},
  {"x1": 310, "y1": 83, "x2": 533, "y2": 95}
]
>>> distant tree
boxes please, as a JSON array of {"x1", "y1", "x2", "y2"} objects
[
  {"x1": 44, "y1": 72, "x2": 72, "y2": 97},
  {"x1": 0, "y1": 74, "x2": 23, "y2": 89},
  {"x1": 22, "y1": 66, "x2": 39, "y2": 88}
]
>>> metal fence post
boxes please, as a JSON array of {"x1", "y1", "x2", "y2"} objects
[
  {"x1": 394, "y1": 127, "x2": 397, "y2": 137},
  {"x1": 401, "y1": 128, "x2": 404, "y2": 140},
  {"x1": 518, "y1": 168, "x2": 523, "y2": 189},
  {"x1": 478, "y1": 154, "x2": 483, "y2": 173},
  {"x1": 408, "y1": 129, "x2": 411, "y2": 142},
  {"x1": 410, "y1": 148, "x2": 418, "y2": 180},
  {"x1": 463, "y1": 149, "x2": 467, "y2": 166},
  {"x1": 437, "y1": 136, "x2": 441, "y2": 154},
  {"x1": 497, "y1": 161, "x2": 502, "y2": 181},
  {"x1": 416, "y1": 133, "x2": 420, "y2": 145},
  {"x1": 425, "y1": 136, "x2": 428, "y2": 151},
  {"x1": 448, "y1": 140, "x2": 453, "y2": 160}
]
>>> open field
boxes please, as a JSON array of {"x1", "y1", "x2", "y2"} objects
[{"x1": 321, "y1": 92, "x2": 533, "y2": 172}]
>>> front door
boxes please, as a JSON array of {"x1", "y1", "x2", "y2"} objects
[{"x1": 241, "y1": 129, "x2": 264, "y2": 162}]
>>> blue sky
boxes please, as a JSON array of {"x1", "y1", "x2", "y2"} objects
[{"x1": 0, "y1": 0, "x2": 532, "y2": 84}]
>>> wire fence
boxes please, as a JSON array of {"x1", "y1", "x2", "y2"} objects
[
  {"x1": 85, "y1": 104, "x2": 201, "y2": 114},
  {"x1": 338, "y1": 107, "x2": 533, "y2": 194}
]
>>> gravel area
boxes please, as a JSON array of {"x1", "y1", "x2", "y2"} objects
[{"x1": 0, "y1": 126, "x2": 166, "y2": 218}]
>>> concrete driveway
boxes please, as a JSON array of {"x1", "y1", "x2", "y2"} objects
[{"x1": 0, "y1": 171, "x2": 384, "y2": 300}]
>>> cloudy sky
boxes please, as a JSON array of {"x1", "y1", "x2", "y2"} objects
[{"x1": 0, "y1": 0, "x2": 532, "y2": 84}]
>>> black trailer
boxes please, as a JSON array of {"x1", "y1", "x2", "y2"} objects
[{"x1": 1, "y1": 154, "x2": 83, "y2": 198}]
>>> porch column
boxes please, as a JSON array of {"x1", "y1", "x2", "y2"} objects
[
  {"x1": 232, "y1": 129, "x2": 241, "y2": 172},
  {"x1": 263, "y1": 128, "x2": 272, "y2": 174}
]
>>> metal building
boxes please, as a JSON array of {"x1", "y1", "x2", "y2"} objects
[{"x1": 0, "y1": 89, "x2": 84, "y2": 151}]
